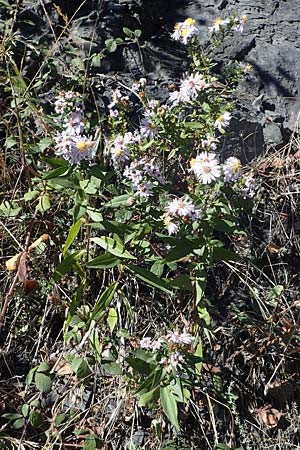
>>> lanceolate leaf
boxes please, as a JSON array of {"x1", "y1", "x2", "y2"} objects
[
  {"x1": 91, "y1": 236, "x2": 136, "y2": 259},
  {"x1": 90, "y1": 282, "x2": 118, "y2": 322},
  {"x1": 62, "y1": 218, "x2": 85, "y2": 256},
  {"x1": 126, "y1": 265, "x2": 173, "y2": 294},
  {"x1": 86, "y1": 253, "x2": 121, "y2": 269},
  {"x1": 160, "y1": 386, "x2": 180, "y2": 430}
]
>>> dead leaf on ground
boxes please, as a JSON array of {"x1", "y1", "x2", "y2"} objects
[
  {"x1": 55, "y1": 360, "x2": 73, "y2": 376},
  {"x1": 257, "y1": 404, "x2": 283, "y2": 428}
]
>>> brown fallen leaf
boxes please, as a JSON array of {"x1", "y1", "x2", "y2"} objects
[
  {"x1": 55, "y1": 360, "x2": 73, "y2": 376},
  {"x1": 257, "y1": 404, "x2": 282, "y2": 428},
  {"x1": 267, "y1": 243, "x2": 281, "y2": 255}
]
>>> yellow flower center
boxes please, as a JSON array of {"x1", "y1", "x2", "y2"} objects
[
  {"x1": 217, "y1": 114, "x2": 224, "y2": 122},
  {"x1": 241, "y1": 15, "x2": 248, "y2": 22},
  {"x1": 114, "y1": 147, "x2": 123, "y2": 156},
  {"x1": 76, "y1": 141, "x2": 87, "y2": 152},
  {"x1": 181, "y1": 29, "x2": 188, "y2": 37},
  {"x1": 214, "y1": 17, "x2": 223, "y2": 26},
  {"x1": 185, "y1": 18, "x2": 196, "y2": 26},
  {"x1": 190, "y1": 158, "x2": 196, "y2": 168},
  {"x1": 231, "y1": 159, "x2": 242, "y2": 172}
]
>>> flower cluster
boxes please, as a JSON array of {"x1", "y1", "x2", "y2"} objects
[
  {"x1": 172, "y1": 17, "x2": 200, "y2": 45},
  {"x1": 124, "y1": 157, "x2": 165, "y2": 198},
  {"x1": 131, "y1": 77, "x2": 147, "y2": 93},
  {"x1": 54, "y1": 100, "x2": 96, "y2": 165},
  {"x1": 209, "y1": 14, "x2": 247, "y2": 34},
  {"x1": 140, "y1": 330, "x2": 194, "y2": 372},
  {"x1": 169, "y1": 72, "x2": 210, "y2": 105},
  {"x1": 241, "y1": 175, "x2": 257, "y2": 198},
  {"x1": 108, "y1": 88, "x2": 131, "y2": 118},
  {"x1": 190, "y1": 152, "x2": 242, "y2": 185},
  {"x1": 110, "y1": 132, "x2": 135, "y2": 165},
  {"x1": 54, "y1": 90, "x2": 80, "y2": 114},
  {"x1": 164, "y1": 197, "x2": 201, "y2": 235}
]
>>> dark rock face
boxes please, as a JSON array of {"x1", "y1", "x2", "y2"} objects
[{"x1": 13, "y1": 0, "x2": 300, "y2": 157}]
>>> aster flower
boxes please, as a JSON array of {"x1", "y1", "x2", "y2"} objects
[
  {"x1": 111, "y1": 145, "x2": 130, "y2": 164},
  {"x1": 162, "y1": 352, "x2": 184, "y2": 372},
  {"x1": 140, "y1": 337, "x2": 153, "y2": 349},
  {"x1": 136, "y1": 181, "x2": 154, "y2": 198},
  {"x1": 166, "y1": 330, "x2": 195, "y2": 345},
  {"x1": 214, "y1": 112, "x2": 232, "y2": 131},
  {"x1": 180, "y1": 73, "x2": 210, "y2": 101},
  {"x1": 233, "y1": 15, "x2": 248, "y2": 33},
  {"x1": 172, "y1": 17, "x2": 200, "y2": 44},
  {"x1": 241, "y1": 175, "x2": 257, "y2": 198},
  {"x1": 140, "y1": 117, "x2": 158, "y2": 139},
  {"x1": 163, "y1": 214, "x2": 180, "y2": 235},
  {"x1": 201, "y1": 136, "x2": 219, "y2": 151},
  {"x1": 208, "y1": 17, "x2": 230, "y2": 33},
  {"x1": 169, "y1": 90, "x2": 182, "y2": 106},
  {"x1": 166, "y1": 197, "x2": 201, "y2": 220},
  {"x1": 54, "y1": 133, "x2": 95, "y2": 165},
  {"x1": 190, "y1": 151, "x2": 221, "y2": 184},
  {"x1": 223, "y1": 157, "x2": 242, "y2": 182}
]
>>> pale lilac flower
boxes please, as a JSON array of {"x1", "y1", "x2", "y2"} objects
[
  {"x1": 190, "y1": 152, "x2": 221, "y2": 184},
  {"x1": 140, "y1": 337, "x2": 153, "y2": 350},
  {"x1": 233, "y1": 15, "x2": 248, "y2": 33},
  {"x1": 162, "y1": 352, "x2": 184, "y2": 372},
  {"x1": 169, "y1": 90, "x2": 182, "y2": 106},
  {"x1": 152, "y1": 339, "x2": 163, "y2": 351},
  {"x1": 65, "y1": 109, "x2": 85, "y2": 135},
  {"x1": 111, "y1": 145, "x2": 130, "y2": 164},
  {"x1": 166, "y1": 330, "x2": 194, "y2": 345},
  {"x1": 136, "y1": 181, "x2": 154, "y2": 198},
  {"x1": 214, "y1": 112, "x2": 232, "y2": 131},
  {"x1": 201, "y1": 136, "x2": 219, "y2": 151},
  {"x1": 241, "y1": 176, "x2": 257, "y2": 198},
  {"x1": 109, "y1": 109, "x2": 119, "y2": 118},
  {"x1": 55, "y1": 133, "x2": 95, "y2": 165},
  {"x1": 140, "y1": 117, "x2": 158, "y2": 139},
  {"x1": 148, "y1": 99, "x2": 159, "y2": 109},
  {"x1": 172, "y1": 18, "x2": 200, "y2": 44},
  {"x1": 223, "y1": 157, "x2": 242, "y2": 182},
  {"x1": 208, "y1": 17, "x2": 230, "y2": 33},
  {"x1": 166, "y1": 197, "x2": 201, "y2": 220},
  {"x1": 54, "y1": 98, "x2": 67, "y2": 114},
  {"x1": 180, "y1": 73, "x2": 210, "y2": 100}
]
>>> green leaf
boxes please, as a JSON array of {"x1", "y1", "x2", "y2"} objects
[
  {"x1": 183, "y1": 122, "x2": 203, "y2": 129},
  {"x1": 72, "y1": 357, "x2": 91, "y2": 379},
  {"x1": 0, "y1": 201, "x2": 22, "y2": 218},
  {"x1": 138, "y1": 388, "x2": 159, "y2": 407},
  {"x1": 24, "y1": 190, "x2": 39, "y2": 202},
  {"x1": 212, "y1": 247, "x2": 240, "y2": 262},
  {"x1": 51, "y1": 250, "x2": 86, "y2": 284},
  {"x1": 62, "y1": 218, "x2": 85, "y2": 256},
  {"x1": 5, "y1": 136, "x2": 17, "y2": 149},
  {"x1": 194, "y1": 340, "x2": 203, "y2": 375},
  {"x1": 134, "y1": 29, "x2": 142, "y2": 38},
  {"x1": 90, "y1": 282, "x2": 118, "y2": 322},
  {"x1": 268, "y1": 285, "x2": 284, "y2": 300},
  {"x1": 37, "y1": 362, "x2": 50, "y2": 373},
  {"x1": 123, "y1": 27, "x2": 133, "y2": 37},
  {"x1": 35, "y1": 372, "x2": 52, "y2": 393},
  {"x1": 104, "y1": 194, "x2": 131, "y2": 208},
  {"x1": 26, "y1": 367, "x2": 38, "y2": 385},
  {"x1": 12, "y1": 418, "x2": 25, "y2": 429},
  {"x1": 91, "y1": 237, "x2": 136, "y2": 259},
  {"x1": 150, "y1": 260, "x2": 164, "y2": 277},
  {"x1": 101, "y1": 361, "x2": 122, "y2": 375},
  {"x1": 86, "y1": 253, "x2": 121, "y2": 269},
  {"x1": 21, "y1": 404, "x2": 30, "y2": 418},
  {"x1": 29, "y1": 410, "x2": 43, "y2": 428},
  {"x1": 107, "y1": 307, "x2": 118, "y2": 333},
  {"x1": 36, "y1": 193, "x2": 51, "y2": 213},
  {"x1": 105, "y1": 38, "x2": 117, "y2": 52},
  {"x1": 160, "y1": 386, "x2": 179, "y2": 430},
  {"x1": 126, "y1": 265, "x2": 173, "y2": 294}
]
